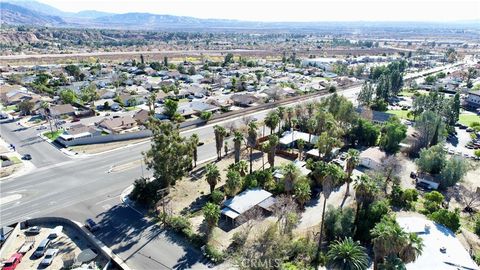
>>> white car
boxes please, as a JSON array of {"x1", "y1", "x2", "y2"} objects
[{"x1": 40, "y1": 248, "x2": 59, "y2": 266}]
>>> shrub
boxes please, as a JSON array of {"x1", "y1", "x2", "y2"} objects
[
  {"x1": 168, "y1": 215, "x2": 192, "y2": 233},
  {"x1": 210, "y1": 190, "x2": 224, "y2": 205},
  {"x1": 204, "y1": 244, "x2": 225, "y2": 263},
  {"x1": 429, "y1": 209, "x2": 460, "y2": 232},
  {"x1": 423, "y1": 191, "x2": 444, "y2": 214},
  {"x1": 475, "y1": 215, "x2": 480, "y2": 237}
]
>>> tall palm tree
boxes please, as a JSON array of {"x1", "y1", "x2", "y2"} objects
[
  {"x1": 40, "y1": 101, "x2": 53, "y2": 133},
  {"x1": 283, "y1": 162, "x2": 300, "y2": 194},
  {"x1": 354, "y1": 175, "x2": 379, "y2": 209},
  {"x1": 378, "y1": 255, "x2": 406, "y2": 270},
  {"x1": 205, "y1": 163, "x2": 220, "y2": 194},
  {"x1": 267, "y1": 134, "x2": 279, "y2": 168},
  {"x1": 326, "y1": 237, "x2": 369, "y2": 270},
  {"x1": 265, "y1": 111, "x2": 280, "y2": 135},
  {"x1": 236, "y1": 160, "x2": 248, "y2": 177},
  {"x1": 190, "y1": 134, "x2": 199, "y2": 167},
  {"x1": 225, "y1": 169, "x2": 243, "y2": 197},
  {"x1": 297, "y1": 138, "x2": 305, "y2": 160},
  {"x1": 247, "y1": 121, "x2": 258, "y2": 173},
  {"x1": 233, "y1": 131, "x2": 244, "y2": 163},
  {"x1": 344, "y1": 149, "x2": 360, "y2": 197},
  {"x1": 293, "y1": 177, "x2": 311, "y2": 209},
  {"x1": 147, "y1": 92, "x2": 156, "y2": 115},
  {"x1": 306, "y1": 102, "x2": 316, "y2": 119},
  {"x1": 213, "y1": 125, "x2": 227, "y2": 160},
  {"x1": 276, "y1": 106, "x2": 286, "y2": 132},
  {"x1": 399, "y1": 233, "x2": 424, "y2": 264},
  {"x1": 371, "y1": 215, "x2": 409, "y2": 269},
  {"x1": 306, "y1": 118, "x2": 316, "y2": 144},
  {"x1": 286, "y1": 107, "x2": 294, "y2": 129}
]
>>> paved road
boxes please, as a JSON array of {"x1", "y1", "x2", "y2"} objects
[{"x1": 0, "y1": 63, "x2": 457, "y2": 269}]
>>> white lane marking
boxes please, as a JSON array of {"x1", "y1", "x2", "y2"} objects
[{"x1": 0, "y1": 194, "x2": 22, "y2": 205}]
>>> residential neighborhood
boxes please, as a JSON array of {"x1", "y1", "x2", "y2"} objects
[{"x1": 1, "y1": 1, "x2": 480, "y2": 270}]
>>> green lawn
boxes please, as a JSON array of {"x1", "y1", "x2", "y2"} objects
[
  {"x1": 386, "y1": 110, "x2": 413, "y2": 120},
  {"x1": 459, "y1": 114, "x2": 480, "y2": 126},
  {"x1": 9, "y1": 156, "x2": 21, "y2": 164},
  {"x1": 397, "y1": 90, "x2": 416, "y2": 97},
  {"x1": 4, "y1": 105, "x2": 17, "y2": 111},
  {"x1": 44, "y1": 130, "x2": 63, "y2": 141}
]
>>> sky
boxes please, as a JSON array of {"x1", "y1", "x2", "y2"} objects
[{"x1": 37, "y1": 0, "x2": 480, "y2": 22}]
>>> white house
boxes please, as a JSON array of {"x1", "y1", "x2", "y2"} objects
[
  {"x1": 359, "y1": 147, "x2": 386, "y2": 170},
  {"x1": 466, "y1": 90, "x2": 480, "y2": 109}
]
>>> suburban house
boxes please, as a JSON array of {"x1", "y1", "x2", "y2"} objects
[
  {"x1": 397, "y1": 216, "x2": 478, "y2": 270},
  {"x1": 96, "y1": 116, "x2": 137, "y2": 134},
  {"x1": 273, "y1": 160, "x2": 311, "y2": 182},
  {"x1": 49, "y1": 104, "x2": 76, "y2": 117},
  {"x1": 57, "y1": 123, "x2": 101, "y2": 144},
  {"x1": 279, "y1": 130, "x2": 318, "y2": 147},
  {"x1": 465, "y1": 90, "x2": 480, "y2": 109},
  {"x1": 221, "y1": 188, "x2": 275, "y2": 226},
  {"x1": 0, "y1": 84, "x2": 34, "y2": 105},
  {"x1": 230, "y1": 94, "x2": 259, "y2": 107},
  {"x1": 359, "y1": 147, "x2": 386, "y2": 170}
]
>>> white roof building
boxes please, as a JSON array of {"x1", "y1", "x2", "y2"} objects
[
  {"x1": 397, "y1": 216, "x2": 478, "y2": 270},
  {"x1": 221, "y1": 188, "x2": 274, "y2": 220},
  {"x1": 279, "y1": 130, "x2": 318, "y2": 145}
]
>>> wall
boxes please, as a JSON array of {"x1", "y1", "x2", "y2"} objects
[
  {"x1": 57, "y1": 129, "x2": 152, "y2": 147},
  {"x1": 0, "y1": 223, "x2": 21, "y2": 259}
]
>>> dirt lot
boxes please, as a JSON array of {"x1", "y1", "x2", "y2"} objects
[
  {"x1": 69, "y1": 138, "x2": 149, "y2": 155},
  {"x1": 0, "y1": 224, "x2": 108, "y2": 270}
]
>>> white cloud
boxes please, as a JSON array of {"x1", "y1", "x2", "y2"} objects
[{"x1": 38, "y1": 0, "x2": 480, "y2": 22}]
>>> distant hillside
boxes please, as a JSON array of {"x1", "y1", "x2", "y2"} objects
[
  {"x1": 75, "y1": 10, "x2": 113, "y2": 19},
  {"x1": 0, "y1": 2, "x2": 64, "y2": 25},
  {"x1": 3, "y1": 0, "x2": 70, "y2": 17}
]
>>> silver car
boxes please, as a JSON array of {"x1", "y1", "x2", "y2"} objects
[{"x1": 40, "y1": 248, "x2": 59, "y2": 266}]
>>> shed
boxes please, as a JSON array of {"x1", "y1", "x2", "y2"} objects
[{"x1": 221, "y1": 188, "x2": 274, "y2": 223}]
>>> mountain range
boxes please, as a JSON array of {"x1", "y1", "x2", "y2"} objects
[{"x1": 1, "y1": 0, "x2": 479, "y2": 30}]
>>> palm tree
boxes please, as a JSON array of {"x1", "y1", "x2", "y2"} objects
[
  {"x1": 354, "y1": 175, "x2": 379, "y2": 209},
  {"x1": 306, "y1": 102, "x2": 316, "y2": 119},
  {"x1": 378, "y1": 255, "x2": 406, "y2": 270},
  {"x1": 286, "y1": 107, "x2": 294, "y2": 129},
  {"x1": 306, "y1": 118, "x2": 316, "y2": 144},
  {"x1": 371, "y1": 215, "x2": 408, "y2": 269},
  {"x1": 146, "y1": 92, "x2": 156, "y2": 115},
  {"x1": 205, "y1": 163, "x2": 220, "y2": 194},
  {"x1": 213, "y1": 125, "x2": 227, "y2": 160},
  {"x1": 233, "y1": 131, "x2": 244, "y2": 163},
  {"x1": 40, "y1": 101, "x2": 53, "y2": 133},
  {"x1": 283, "y1": 162, "x2": 300, "y2": 194},
  {"x1": 247, "y1": 121, "x2": 258, "y2": 173},
  {"x1": 297, "y1": 138, "x2": 305, "y2": 160},
  {"x1": 190, "y1": 134, "x2": 199, "y2": 167},
  {"x1": 267, "y1": 134, "x2": 279, "y2": 168},
  {"x1": 344, "y1": 149, "x2": 360, "y2": 197},
  {"x1": 265, "y1": 111, "x2": 280, "y2": 135},
  {"x1": 225, "y1": 169, "x2": 243, "y2": 197},
  {"x1": 294, "y1": 177, "x2": 311, "y2": 209},
  {"x1": 276, "y1": 106, "x2": 286, "y2": 132},
  {"x1": 237, "y1": 160, "x2": 248, "y2": 177},
  {"x1": 294, "y1": 104, "x2": 304, "y2": 121},
  {"x1": 326, "y1": 237, "x2": 369, "y2": 270},
  {"x1": 399, "y1": 233, "x2": 424, "y2": 264}
]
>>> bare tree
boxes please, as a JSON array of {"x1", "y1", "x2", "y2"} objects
[
  {"x1": 381, "y1": 155, "x2": 403, "y2": 194},
  {"x1": 459, "y1": 185, "x2": 480, "y2": 213},
  {"x1": 272, "y1": 195, "x2": 298, "y2": 235}
]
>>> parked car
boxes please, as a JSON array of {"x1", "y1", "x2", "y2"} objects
[
  {"x1": 84, "y1": 219, "x2": 99, "y2": 232},
  {"x1": 72, "y1": 118, "x2": 80, "y2": 122},
  {"x1": 2, "y1": 253, "x2": 22, "y2": 270},
  {"x1": 24, "y1": 226, "x2": 40, "y2": 235},
  {"x1": 37, "y1": 126, "x2": 47, "y2": 131},
  {"x1": 18, "y1": 240, "x2": 35, "y2": 254},
  {"x1": 21, "y1": 154, "x2": 32, "y2": 160},
  {"x1": 33, "y1": 239, "x2": 51, "y2": 258},
  {"x1": 40, "y1": 249, "x2": 59, "y2": 266},
  {"x1": 48, "y1": 226, "x2": 62, "y2": 239}
]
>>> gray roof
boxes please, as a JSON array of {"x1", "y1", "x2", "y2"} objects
[{"x1": 221, "y1": 188, "x2": 272, "y2": 219}]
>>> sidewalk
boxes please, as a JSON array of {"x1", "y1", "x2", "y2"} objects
[{"x1": 0, "y1": 136, "x2": 35, "y2": 180}]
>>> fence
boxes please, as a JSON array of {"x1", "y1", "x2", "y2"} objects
[{"x1": 57, "y1": 129, "x2": 152, "y2": 147}]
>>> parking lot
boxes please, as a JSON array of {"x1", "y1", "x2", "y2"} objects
[
  {"x1": 0, "y1": 223, "x2": 108, "y2": 270},
  {"x1": 445, "y1": 126, "x2": 479, "y2": 160}
]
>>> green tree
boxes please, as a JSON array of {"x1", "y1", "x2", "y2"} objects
[
  {"x1": 200, "y1": 111, "x2": 213, "y2": 122},
  {"x1": 64, "y1": 65, "x2": 83, "y2": 80},
  {"x1": 423, "y1": 191, "x2": 444, "y2": 214},
  {"x1": 163, "y1": 99, "x2": 178, "y2": 119},
  {"x1": 17, "y1": 100, "x2": 34, "y2": 115},
  {"x1": 379, "y1": 116, "x2": 407, "y2": 154},
  {"x1": 142, "y1": 120, "x2": 192, "y2": 200},
  {"x1": 415, "y1": 144, "x2": 446, "y2": 174},
  {"x1": 233, "y1": 131, "x2": 244, "y2": 163},
  {"x1": 317, "y1": 131, "x2": 343, "y2": 161},
  {"x1": 190, "y1": 134, "x2": 199, "y2": 167},
  {"x1": 293, "y1": 178, "x2": 311, "y2": 208},
  {"x1": 247, "y1": 121, "x2": 258, "y2": 173},
  {"x1": 358, "y1": 82, "x2": 375, "y2": 107},
  {"x1": 439, "y1": 156, "x2": 470, "y2": 188},
  {"x1": 225, "y1": 169, "x2": 243, "y2": 197},
  {"x1": 224, "y1": 53, "x2": 234, "y2": 65},
  {"x1": 297, "y1": 138, "x2": 305, "y2": 160},
  {"x1": 429, "y1": 209, "x2": 460, "y2": 232},
  {"x1": 344, "y1": 149, "x2": 360, "y2": 197},
  {"x1": 326, "y1": 238, "x2": 369, "y2": 270},
  {"x1": 203, "y1": 202, "x2": 221, "y2": 229},
  {"x1": 267, "y1": 134, "x2": 279, "y2": 168},
  {"x1": 283, "y1": 162, "x2": 300, "y2": 194},
  {"x1": 59, "y1": 89, "x2": 77, "y2": 104},
  {"x1": 349, "y1": 118, "x2": 380, "y2": 147},
  {"x1": 265, "y1": 111, "x2": 280, "y2": 135},
  {"x1": 324, "y1": 206, "x2": 355, "y2": 242},
  {"x1": 214, "y1": 125, "x2": 227, "y2": 160},
  {"x1": 205, "y1": 163, "x2": 220, "y2": 194}
]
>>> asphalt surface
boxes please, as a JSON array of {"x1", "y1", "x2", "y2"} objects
[{"x1": 0, "y1": 64, "x2": 455, "y2": 269}]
